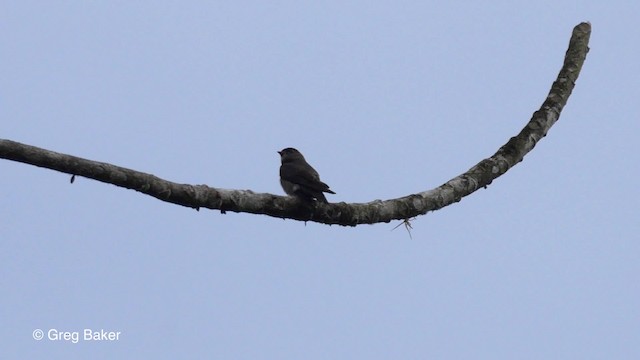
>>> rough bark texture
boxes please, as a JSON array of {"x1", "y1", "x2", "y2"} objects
[{"x1": 0, "y1": 22, "x2": 591, "y2": 226}]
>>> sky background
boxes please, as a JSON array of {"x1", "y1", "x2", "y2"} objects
[{"x1": 1, "y1": 1, "x2": 639, "y2": 359}]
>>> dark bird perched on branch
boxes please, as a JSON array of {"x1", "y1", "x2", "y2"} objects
[{"x1": 278, "y1": 148, "x2": 335, "y2": 203}]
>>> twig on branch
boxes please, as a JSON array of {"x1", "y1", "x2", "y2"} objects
[{"x1": 0, "y1": 22, "x2": 591, "y2": 226}]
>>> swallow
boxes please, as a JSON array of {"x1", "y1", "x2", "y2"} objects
[{"x1": 278, "y1": 147, "x2": 335, "y2": 203}]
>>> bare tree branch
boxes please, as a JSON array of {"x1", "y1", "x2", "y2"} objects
[{"x1": 0, "y1": 22, "x2": 591, "y2": 226}]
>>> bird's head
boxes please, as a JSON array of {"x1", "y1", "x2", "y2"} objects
[{"x1": 278, "y1": 147, "x2": 305, "y2": 163}]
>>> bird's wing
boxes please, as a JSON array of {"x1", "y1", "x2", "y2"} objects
[{"x1": 280, "y1": 163, "x2": 332, "y2": 192}]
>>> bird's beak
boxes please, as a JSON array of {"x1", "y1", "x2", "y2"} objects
[{"x1": 277, "y1": 151, "x2": 282, "y2": 155}]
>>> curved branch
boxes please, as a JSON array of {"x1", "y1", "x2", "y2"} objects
[{"x1": 0, "y1": 22, "x2": 590, "y2": 226}]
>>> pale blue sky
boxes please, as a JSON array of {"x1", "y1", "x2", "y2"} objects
[{"x1": 2, "y1": 1, "x2": 639, "y2": 359}]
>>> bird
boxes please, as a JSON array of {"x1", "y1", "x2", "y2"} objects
[{"x1": 278, "y1": 147, "x2": 335, "y2": 203}]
